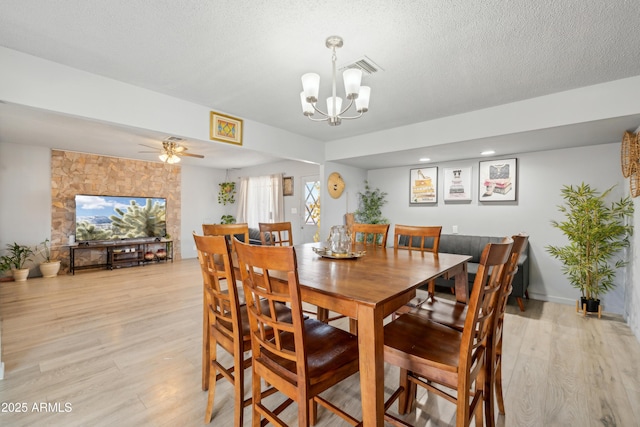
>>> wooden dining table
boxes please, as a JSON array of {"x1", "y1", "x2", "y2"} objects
[{"x1": 292, "y1": 242, "x2": 471, "y2": 426}]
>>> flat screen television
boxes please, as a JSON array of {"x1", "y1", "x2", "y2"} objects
[{"x1": 75, "y1": 195, "x2": 167, "y2": 242}]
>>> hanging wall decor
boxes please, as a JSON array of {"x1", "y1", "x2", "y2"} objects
[
  {"x1": 478, "y1": 158, "x2": 517, "y2": 202},
  {"x1": 210, "y1": 111, "x2": 243, "y2": 145},
  {"x1": 410, "y1": 167, "x2": 438, "y2": 204},
  {"x1": 443, "y1": 167, "x2": 472, "y2": 202},
  {"x1": 218, "y1": 181, "x2": 236, "y2": 205}
]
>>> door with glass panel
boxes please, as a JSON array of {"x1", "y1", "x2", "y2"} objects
[{"x1": 300, "y1": 176, "x2": 320, "y2": 243}]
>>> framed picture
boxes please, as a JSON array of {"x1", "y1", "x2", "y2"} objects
[
  {"x1": 479, "y1": 158, "x2": 517, "y2": 202},
  {"x1": 210, "y1": 111, "x2": 243, "y2": 145},
  {"x1": 410, "y1": 167, "x2": 438, "y2": 204},
  {"x1": 443, "y1": 167, "x2": 472, "y2": 201},
  {"x1": 283, "y1": 176, "x2": 294, "y2": 196}
]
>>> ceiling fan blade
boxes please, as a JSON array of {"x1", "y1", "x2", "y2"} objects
[
  {"x1": 139, "y1": 143, "x2": 160, "y2": 150},
  {"x1": 138, "y1": 151, "x2": 158, "y2": 153},
  {"x1": 179, "y1": 152, "x2": 205, "y2": 158},
  {"x1": 174, "y1": 145, "x2": 187, "y2": 152}
]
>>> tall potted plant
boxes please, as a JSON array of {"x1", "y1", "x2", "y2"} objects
[
  {"x1": 354, "y1": 181, "x2": 388, "y2": 244},
  {"x1": 1, "y1": 242, "x2": 35, "y2": 282},
  {"x1": 39, "y1": 238, "x2": 61, "y2": 278},
  {"x1": 546, "y1": 183, "x2": 633, "y2": 313}
]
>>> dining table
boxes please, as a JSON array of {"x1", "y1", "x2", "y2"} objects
[{"x1": 292, "y1": 242, "x2": 471, "y2": 426}]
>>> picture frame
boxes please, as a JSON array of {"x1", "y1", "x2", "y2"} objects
[
  {"x1": 443, "y1": 167, "x2": 472, "y2": 201},
  {"x1": 478, "y1": 158, "x2": 517, "y2": 202},
  {"x1": 283, "y1": 176, "x2": 294, "y2": 196},
  {"x1": 410, "y1": 167, "x2": 438, "y2": 204},
  {"x1": 210, "y1": 111, "x2": 243, "y2": 145}
]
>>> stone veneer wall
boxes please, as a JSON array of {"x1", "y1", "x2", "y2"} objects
[{"x1": 51, "y1": 150, "x2": 181, "y2": 273}]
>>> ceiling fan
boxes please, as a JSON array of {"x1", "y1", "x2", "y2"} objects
[{"x1": 139, "y1": 137, "x2": 205, "y2": 164}]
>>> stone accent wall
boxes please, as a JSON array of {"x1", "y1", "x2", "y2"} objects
[{"x1": 51, "y1": 150, "x2": 181, "y2": 273}]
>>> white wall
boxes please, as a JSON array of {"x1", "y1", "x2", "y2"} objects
[
  {"x1": 180, "y1": 165, "x2": 229, "y2": 259},
  {"x1": 367, "y1": 143, "x2": 629, "y2": 315},
  {"x1": 626, "y1": 126, "x2": 640, "y2": 340},
  {"x1": 0, "y1": 142, "x2": 51, "y2": 276}
]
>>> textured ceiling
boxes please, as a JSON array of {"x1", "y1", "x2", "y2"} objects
[{"x1": 1, "y1": 0, "x2": 640, "y2": 168}]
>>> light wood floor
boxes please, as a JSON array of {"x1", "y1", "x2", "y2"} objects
[{"x1": 0, "y1": 259, "x2": 639, "y2": 426}]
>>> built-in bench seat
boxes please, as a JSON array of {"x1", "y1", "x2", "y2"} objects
[{"x1": 435, "y1": 234, "x2": 530, "y2": 311}]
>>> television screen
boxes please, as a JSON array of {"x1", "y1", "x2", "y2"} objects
[{"x1": 75, "y1": 195, "x2": 167, "y2": 242}]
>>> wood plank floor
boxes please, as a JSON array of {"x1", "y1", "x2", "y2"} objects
[{"x1": 0, "y1": 259, "x2": 638, "y2": 426}]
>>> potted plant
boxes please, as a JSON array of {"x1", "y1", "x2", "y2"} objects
[
  {"x1": 1, "y1": 242, "x2": 35, "y2": 282},
  {"x1": 546, "y1": 183, "x2": 633, "y2": 314},
  {"x1": 220, "y1": 214, "x2": 236, "y2": 224},
  {"x1": 218, "y1": 182, "x2": 236, "y2": 205},
  {"x1": 38, "y1": 238, "x2": 61, "y2": 278},
  {"x1": 354, "y1": 181, "x2": 389, "y2": 245}
]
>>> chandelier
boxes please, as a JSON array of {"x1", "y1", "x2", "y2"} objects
[{"x1": 300, "y1": 36, "x2": 371, "y2": 126}]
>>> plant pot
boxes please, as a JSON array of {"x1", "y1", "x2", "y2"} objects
[
  {"x1": 13, "y1": 268, "x2": 29, "y2": 282},
  {"x1": 585, "y1": 298, "x2": 600, "y2": 313},
  {"x1": 144, "y1": 251, "x2": 155, "y2": 261},
  {"x1": 40, "y1": 261, "x2": 61, "y2": 278},
  {"x1": 156, "y1": 249, "x2": 167, "y2": 259}
]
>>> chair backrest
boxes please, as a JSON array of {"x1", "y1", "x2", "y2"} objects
[
  {"x1": 193, "y1": 233, "x2": 242, "y2": 348},
  {"x1": 460, "y1": 239, "x2": 513, "y2": 375},
  {"x1": 351, "y1": 223, "x2": 390, "y2": 247},
  {"x1": 494, "y1": 234, "x2": 529, "y2": 340},
  {"x1": 202, "y1": 223, "x2": 250, "y2": 245},
  {"x1": 233, "y1": 239, "x2": 307, "y2": 385},
  {"x1": 393, "y1": 224, "x2": 442, "y2": 253},
  {"x1": 258, "y1": 222, "x2": 293, "y2": 246}
]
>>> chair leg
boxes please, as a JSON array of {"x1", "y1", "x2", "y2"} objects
[
  {"x1": 495, "y1": 353, "x2": 505, "y2": 414},
  {"x1": 316, "y1": 307, "x2": 329, "y2": 322},
  {"x1": 252, "y1": 370, "x2": 262, "y2": 427},
  {"x1": 205, "y1": 343, "x2": 217, "y2": 423},
  {"x1": 233, "y1": 351, "x2": 245, "y2": 427},
  {"x1": 397, "y1": 369, "x2": 412, "y2": 414},
  {"x1": 202, "y1": 289, "x2": 209, "y2": 391},
  {"x1": 516, "y1": 297, "x2": 525, "y2": 312}
]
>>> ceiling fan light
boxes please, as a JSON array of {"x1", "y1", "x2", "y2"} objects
[
  {"x1": 355, "y1": 86, "x2": 371, "y2": 113},
  {"x1": 168, "y1": 154, "x2": 180, "y2": 164},
  {"x1": 301, "y1": 73, "x2": 320, "y2": 103},
  {"x1": 159, "y1": 153, "x2": 168, "y2": 162},
  {"x1": 343, "y1": 68, "x2": 362, "y2": 99}
]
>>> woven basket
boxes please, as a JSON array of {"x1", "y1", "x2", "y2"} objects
[
  {"x1": 621, "y1": 131, "x2": 638, "y2": 178},
  {"x1": 631, "y1": 169, "x2": 640, "y2": 198}
]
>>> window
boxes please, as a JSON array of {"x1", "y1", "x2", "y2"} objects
[
  {"x1": 304, "y1": 180, "x2": 320, "y2": 225},
  {"x1": 236, "y1": 174, "x2": 284, "y2": 227}
]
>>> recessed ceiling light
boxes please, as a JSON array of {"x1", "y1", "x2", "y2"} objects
[
  {"x1": 481, "y1": 150, "x2": 495, "y2": 156},
  {"x1": 419, "y1": 157, "x2": 431, "y2": 162}
]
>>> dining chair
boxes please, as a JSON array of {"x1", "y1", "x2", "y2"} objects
[
  {"x1": 194, "y1": 233, "x2": 287, "y2": 425},
  {"x1": 259, "y1": 221, "x2": 293, "y2": 246},
  {"x1": 393, "y1": 224, "x2": 443, "y2": 306},
  {"x1": 233, "y1": 239, "x2": 361, "y2": 427},
  {"x1": 351, "y1": 222, "x2": 390, "y2": 247},
  {"x1": 383, "y1": 239, "x2": 513, "y2": 427},
  {"x1": 408, "y1": 234, "x2": 529, "y2": 426},
  {"x1": 199, "y1": 223, "x2": 250, "y2": 391},
  {"x1": 202, "y1": 223, "x2": 250, "y2": 244}
]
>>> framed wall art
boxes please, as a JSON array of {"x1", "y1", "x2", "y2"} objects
[
  {"x1": 283, "y1": 176, "x2": 294, "y2": 196},
  {"x1": 443, "y1": 167, "x2": 472, "y2": 201},
  {"x1": 210, "y1": 111, "x2": 243, "y2": 145},
  {"x1": 410, "y1": 167, "x2": 438, "y2": 204},
  {"x1": 478, "y1": 158, "x2": 517, "y2": 202}
]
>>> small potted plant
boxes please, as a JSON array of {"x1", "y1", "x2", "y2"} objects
[
  {"x1": 546, "y1": 183, "x2": 634, "y2": 315},
  {"x1": 1, "y1": 242, "x2": 35, "y2": 282},
  {"x1": 220, "y1": 214, "x2": 236, "y2": 224},
  {"x1": 39, "y1": 238, "x2": 61, "y2": 278}
]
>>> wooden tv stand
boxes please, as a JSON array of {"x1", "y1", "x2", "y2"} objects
[{"x1": 69, "y1": 240, "x2": 173, "y2": 274}]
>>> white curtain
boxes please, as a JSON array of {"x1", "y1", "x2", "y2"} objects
[{"x1": 236, "y1": 173, "x2": 284, "y2": 227}]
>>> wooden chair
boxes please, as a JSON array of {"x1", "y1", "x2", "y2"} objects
[
  {"x1": 351, "y1": 223, "x2": 390, "y2": 247},
  {"x1": 393, "y1": 224, "x2": 443, "y2": 305},
  {"x1": 199, "y1": 223, "x2": 250, "y2": 391},
  {"x1": 202, "y1": 223, "x2": 250, "y2": 244},
  {"x1": 383, "y1": 239, "x2": 513, "y2": 427},
  {"x1": 408, "y1": 234, "x2": 529, "y2": 426},
  {"x1": 194, "y1": 233, "x2": 286, "y2": 425},
  {"x1": 259, "y1": 221, "x2": 293, "y2": 246},
  {"x1": 233, "y1": 239, "x2": 361, "y2": 427}
]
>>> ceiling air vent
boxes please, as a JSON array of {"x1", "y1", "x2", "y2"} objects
[
  {"x1": 164, "y1": 136, "x2": 184, "y2": 142},
  {"x1": 339, "y1": 56, "x2": 383, "y2": 75}
]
